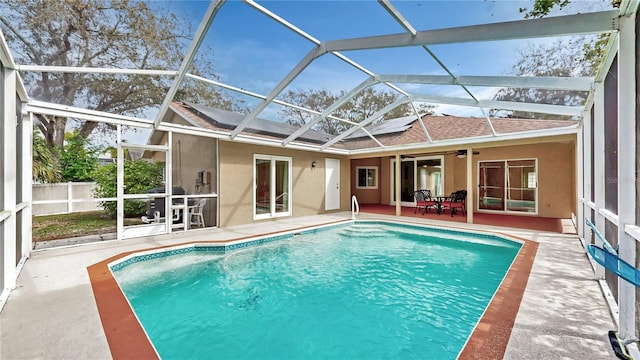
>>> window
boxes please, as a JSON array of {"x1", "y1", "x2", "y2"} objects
[
  {"x1": 356, "y1": 166, "x2": 378, "y2": 189},
  {"x1": 478, "y1": 159, "x2": 537, "y2": 214},
  {"x1": 254, "y1": 154, "x2": 292, "y2": 219}
]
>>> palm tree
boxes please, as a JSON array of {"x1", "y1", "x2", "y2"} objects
[{"x1": 32, "y1": 130, "x2": 61, "y2": 183}]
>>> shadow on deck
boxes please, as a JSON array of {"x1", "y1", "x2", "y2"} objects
[{"x1": 358, "y1": 204, "x2": 577, "y2": 234}]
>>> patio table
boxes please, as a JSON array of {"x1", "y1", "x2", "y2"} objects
[{"x1": 433, "y1": 194, "x2": 450, "y2": 215}]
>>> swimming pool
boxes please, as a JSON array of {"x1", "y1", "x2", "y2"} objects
[{"x1": 111, "y1": 221, "x2": 522, "y2": 359}]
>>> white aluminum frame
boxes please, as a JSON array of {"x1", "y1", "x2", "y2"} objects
[{"x1": 0, "y1": 2, "x2": 639, "y2": 349}]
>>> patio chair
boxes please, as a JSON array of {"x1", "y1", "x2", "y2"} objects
[
  {"x1": 414, "y1": 190, "x2": 428, "y2": 214},
  {"x1": 421, "y1": 189, "x2": 439, "y2": 214},
  {"x1": 442, "y1": 190, "x2": 467, "y2": 217},
  {"x1": 188, "y1": 199, "x2": 206, "y2": 228},
  {"x1": 413, "y1": 190, "x2": 438, "y2": 215}
]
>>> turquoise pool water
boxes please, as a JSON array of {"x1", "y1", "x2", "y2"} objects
[{"x1": 112, "y1": 222, "x2": 521, "y2": 359}]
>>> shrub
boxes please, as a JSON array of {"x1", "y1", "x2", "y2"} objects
[
  {"x1": 58, "y1": 131, "x2": 100, "y2": 182},
  {"x1": 92, "y1": 159, "x2": 164, "y2": 218}
]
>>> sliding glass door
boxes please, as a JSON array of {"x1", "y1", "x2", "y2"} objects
[
  {"x1": 478, "y1": 159, "x2": 537, "y2": 214},
  {"x1": 391, "y1": 156, "x2": 443, "y2": 205},
  {"x1": 254, "y1": 155, "x2": 291, "y2": 219}
]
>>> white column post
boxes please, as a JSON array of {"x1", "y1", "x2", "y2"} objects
[
  {"x1": 593, "y1": 81, "x2": 606, "y2": 279},
  {"x1": 395, "y1": 154, "x2": 401, "y2": 216},
  {"x1": 116, "y1": 125, "x2": 124, "y2": 240},
  {"x1": 616, "y1": 13, "x2": 637, "y2": 341},
  {"x1": 2, "y1": 68, "x2": 17, "y2": 291},
  {"x1": 582, "y1": 108, "x2": 593, "y2": 244},
  {"x1": 21, "y1": 110, "x2": 33, "y2": 258},
  {"x1": 576, "y1": 110, "x2": 586, "y2": 241},
  {"x1": 166, "y1": 131, "x2": 173, "y2": 233},
  {"x1": 466, "y1": 147, "x2": 473, "y2": 224}
]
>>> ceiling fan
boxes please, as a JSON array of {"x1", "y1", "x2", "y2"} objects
[
  {"x1": 395, "y1": 149, "x2": 480, "y2": 159},
  {"x1": 454, "y1": 149, "x2": 480, "y2": 158}
]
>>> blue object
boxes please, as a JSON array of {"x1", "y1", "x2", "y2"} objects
[
  {"x1": 588, "y1": 244, "x2": 640, "y2": 288},
  {"x1": 585, "y1": 218, "x2": 617, "y2": 254}
]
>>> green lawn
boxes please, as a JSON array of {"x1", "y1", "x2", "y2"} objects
[{"x1": 32, "y1": 211, "x2": 142, "y2": 241}]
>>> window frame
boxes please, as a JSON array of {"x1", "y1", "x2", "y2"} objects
[
  {"x1": 253, "y1": 154, "x2": 292, "y2": 220},
  {"x1": 356, "y1": 166, "x2": 378, "y2": 189},
  {"x1": 477, "y1": 158, "x2": 538, "y2": 215}
]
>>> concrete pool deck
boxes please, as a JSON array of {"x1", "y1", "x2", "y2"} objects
[{"x1": 0, "y1": 212, "x2": 617, "y2": 359}]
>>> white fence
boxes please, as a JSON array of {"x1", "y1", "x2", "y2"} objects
[{"x1": 32, "y1": 182, "x2": 101, "y2": 216}]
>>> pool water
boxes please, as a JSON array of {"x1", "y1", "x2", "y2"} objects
[{"x1": 113, "y1": 222, "x2": 521, "y2": 359}]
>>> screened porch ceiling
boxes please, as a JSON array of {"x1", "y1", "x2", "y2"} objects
[{"x1": 8, "y1": 0, "x2": 632, "y2": 155}]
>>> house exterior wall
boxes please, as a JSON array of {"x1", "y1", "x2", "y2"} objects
[
  {"x1": 150, "y1": 117, "x2": 218, "y2": 226},
  {"x1": 218, "y1": 141, "x2": 351, "y2": 228},
  {"x1": 349, "y1": 158, "x2": 382, "y2": 204},
  {"x1": 350, "y1": 138, "x2": 576, "y2": 219},
  {"x1": 472, "y1": 141, "x2": 575, "y2": 218}
]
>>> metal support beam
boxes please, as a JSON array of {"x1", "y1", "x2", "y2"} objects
[
  {"x1": 411, "y1": 94, "x2": 583, "y2": 117},
  {"x1": 154, "y1": 0, "x2": 226, "y2": 128},
  {"x1": 321, "y1": 96, "x2": 410, "y2": 150},
  {"x1": 593, "y1": 81, "x2": 606, "y2": 280},
  {"x1": 2, "y1": 67, "x2": 17, "y2": 295},
  {"x1": 375, "y1": 74, "x2": 594, "y2": 91},
  {"x1": 16, "y1": 65, "x2": 177, "y2": 76},
  {"x1": 282, "y1": 77, "x2": 378, "y2": 145},
  {"x1": 230, "y1": 45, "x2": 327, "y2": 139},
  {"x1": 615, "y1": 12, "x2": 637, "y2": 342},
  {"x1": 325, "y1": 11, "x2": 618, "y2": 52}
]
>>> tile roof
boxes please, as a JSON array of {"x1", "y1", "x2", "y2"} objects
[{"x1": 170, "y1": 102, "x2": 577, "y2": 151}]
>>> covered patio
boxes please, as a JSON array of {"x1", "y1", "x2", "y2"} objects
[
  {"x1": 358, "y1": 203, "x2": 578, "y2": 234},
  {"x1": 1, "y1": 1, "x2": 639, "y2": 359}
]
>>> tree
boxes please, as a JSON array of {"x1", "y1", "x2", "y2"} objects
[
  {"x1": 0, "y1": 0, "x2": 236, "y2": 150},
  {"x1": 519, "y1": 0, "x2": 621, "y2": 19},
  {"x1": 491, "y1": 38, "x2": 594, "y2": 119},
  {"x1": 92, "y1": 159, "x2": 164, "y2": 218},
  {"x1": 58, "y1": 131, "x2": 100, "y2": 182},
  {"x1": 278, "y1": 88, "x2": 434, "y2": 135},
  {"x1": 519, "y1": 0, "x2": 621, "y2": 77},
  {"x1": 32, "y1": 131, "x2": 62, "y2": 183},
  {"x1": 494, "y1": 0, "x2": 622, "y2": 119}
]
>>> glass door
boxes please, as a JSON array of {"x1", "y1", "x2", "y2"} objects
[
  {"x1": 479, "y1": 161, "x2": 505, "y2": 211},
  {"x1": 254, "y1": 155, "x2": 291, "y2": 219},
  {"x1": 416, "y1": 159, "x2": 443, "y2": 196},
  {"x1": 506, "y1": 160, "x2": 537, "y2": 213},
  {"x1": 391, "y1": 157, "x2": 443, "y2": 205},
  {"x1": 478, "y1": 159, "x2": 537, "y2": 213}
]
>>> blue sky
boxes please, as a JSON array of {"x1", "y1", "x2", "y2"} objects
[
  {"x1": 115, "y1": 0, "x2": 611, "y2": 145},
  {"x1": 153, "y1": 1, "x2": 611, "y2": 117}
]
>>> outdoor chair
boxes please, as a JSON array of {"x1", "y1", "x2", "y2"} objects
[
  {"x1": 414, "y1": 190, "x2": 438, "y2": 215},
  {"x1": 442, "y1": 190, "x2": 467, "y2": 217},
  {"x1": 421, "y1": 189, "x2": 439, "y2": 213},
  {"x1": 188, "y1": 199, "x2": 206, "y2": 228}
]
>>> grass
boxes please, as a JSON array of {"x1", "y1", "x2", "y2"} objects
[{"x1": 32, "y1": 211, "x2": 143, "y2": 242}]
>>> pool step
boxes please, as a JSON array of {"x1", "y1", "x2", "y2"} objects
[{"x1": 338, "y1": 224, "x2": 388, "y2": 238}]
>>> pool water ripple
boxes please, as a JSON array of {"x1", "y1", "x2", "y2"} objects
[{"x1": 113, "y1": 222, "x2": 520, "y2": 360}]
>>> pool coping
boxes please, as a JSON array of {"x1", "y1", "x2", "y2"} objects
[{"x1": 87, "y1": 219, "x2": 537, "y2": 360}]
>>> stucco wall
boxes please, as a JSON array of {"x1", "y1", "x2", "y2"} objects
[
  {"x1": 350, "y1": 140, "x2": 576, "y2": 219},
  {"x1": 218, "y1": 141, "x2": 351, "y2": 228},
  {"x1": 473, "y1": 142, "x2": 575, "y2": 218},
  {"x1": 350, "y1": 158, "x2": 382, "y2": 204}
]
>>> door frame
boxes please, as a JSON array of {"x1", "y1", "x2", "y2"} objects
[
  {"x1": 390, "y1": 156, "x2": 444, "y2": 206},
  {"x1": 325, "y1": 158, "x2": 341, "y2": 210}
]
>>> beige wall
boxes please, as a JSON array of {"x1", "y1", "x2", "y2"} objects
[
  {"x1": 148, "y1": 115, "x2": 218, "y2": 226},
  {"x1": 219, "y1": 141, "x2": 351, "y2": 227},
  {"x1": 349, "y1": 139, "x2": 576, "y2": 219},
  {"x1": 350, "y1": 158, "x2": 382, "y2": 204},
  {"x1": 472, "y1": 142, "x2": 575, "y2": 218}
]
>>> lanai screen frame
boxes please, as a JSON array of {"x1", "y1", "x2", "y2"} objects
[
  {"x1": 13, "y1": 1, "x2": 618, "y2": 155},
  {"x1": 0, "y1": 2, "x2": 639, "y2": 355}
]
